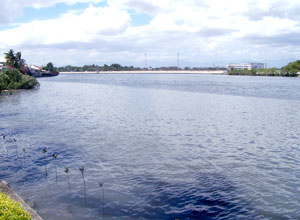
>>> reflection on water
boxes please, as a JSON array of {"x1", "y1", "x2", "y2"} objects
[{"x1": 1, "y1": 74, "x2": 300, "y2": 220}]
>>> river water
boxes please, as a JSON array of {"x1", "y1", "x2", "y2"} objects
[{"x1": 0, "y1": 74, "x2": 300, "y2": 220}]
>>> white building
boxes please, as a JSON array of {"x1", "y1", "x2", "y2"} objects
[
  {"x1": 0, "y1": 57, "x2": 5, "y2": 71},
  {"x1": 227, "y1": 63, "x2": 266, "y2": 70}
]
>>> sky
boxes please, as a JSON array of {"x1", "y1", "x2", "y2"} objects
[{"x1": 0, "y1": 0, "x2": 300, "y2": 68}]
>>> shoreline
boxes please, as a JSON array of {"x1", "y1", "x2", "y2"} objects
[
  {"x1": 60, "y1": 70, "x2": 228, "y2": 75},
  {"x1": 0, "y1": 180, "x2": 43, "y2": 220}
]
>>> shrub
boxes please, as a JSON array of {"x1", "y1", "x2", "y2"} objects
[
  {"x1": 0, "y1": 192, "x2": 32, "y2": 220},
  {"x1": 0, "y1": 69, "x2": 39, "y2": 91},
  {"x1": 281, "y1": 60, "x2": 300, "y2": 77}
]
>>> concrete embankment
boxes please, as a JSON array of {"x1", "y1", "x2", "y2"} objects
[
  {"x1": 60, "y1": 70, "x2": 228, "y2": 75},
  {"x1": 0, "y1": 180, "x2": 43, "y2": 220}
]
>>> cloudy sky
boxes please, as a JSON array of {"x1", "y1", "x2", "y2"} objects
[{"x1": 0, "y1": 0, "x2": 300, "y2": 67}]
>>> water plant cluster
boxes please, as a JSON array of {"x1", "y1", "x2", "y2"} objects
[{"x1": 0, "y1": 133, "x2": 105, "y2": 215}]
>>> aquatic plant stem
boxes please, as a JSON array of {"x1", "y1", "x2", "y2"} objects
[
  {"x1": 42, "y1": 148, "x2": 48, "y2": 176},
  {"x1": 82, "y1": 173, "x2": 86, "y2": 202},
  {"x1": 67, "y1": 174, "x2": 71, "y2": 191},
  {"x1": 79, "y1": 166, "x2": 86, "y2": 202},
  {"x1": 65, "y1": 167, "x2": 71, "y2": 191},
  {"x1": 5, "y1": 141, "x2": 8, "y2": 157},
  {"x1": 52, "y1": 153, "x2": 58, "y2": 182},
  {"x1": 13, "y1": 139, "x2": 18, "y2": 159},
  {"x1": 99, "y1": 182, "x2": 104, "y2": 215}
]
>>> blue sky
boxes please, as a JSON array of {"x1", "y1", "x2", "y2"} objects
[{"x1": 0, "y1": 0, "x2": 300, "y2": 67}]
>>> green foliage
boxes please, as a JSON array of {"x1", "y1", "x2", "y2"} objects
[
  {"x1": 58, "y1": 63, "x2": 141, "y2": 72},
  {"x1": 228, "y1": 68, "x2": 282, "y2": 76},
  {"x1": 228, "y1": 69, "x2": 258, "y2": 75},
  {"x1": 0, "y1": 193, "x2": 32, "y2": 220},
  {"x1": 43, "y1": 62, "x2": 58, "y2": 73},
  {"x1": 4, "y1": 49, "x2": 25, "y2": 70},
  {"x1": 0, "y1": 69, "x2": 39, "y2": 91},
  {"x1": 281, "y1": 60, "x2": 300, "y2": 77},
  {"x1": 57, "y1": 63, "x2": 227, "y2": 72}
]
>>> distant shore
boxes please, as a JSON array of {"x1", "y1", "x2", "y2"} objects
[{"x1": 60, "y1": 70, "x2": 228, "y2": 75}]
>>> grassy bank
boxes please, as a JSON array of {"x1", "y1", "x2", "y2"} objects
[
  {"x1": 0, "y1": 192, "x2": 32, "y2": 220},
  {"x1": 0, "y1": 69, "x2": 39, "y2": 92}
]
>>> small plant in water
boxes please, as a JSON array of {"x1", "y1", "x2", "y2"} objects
[
  {"x1": 21, "y1": 148, "x2": 26, "y2": 167},
  {"x1": 13, "y1": 138, "x2": 18, "y2": 159},
  {"x1": 42, "y1": 147, "x2": 48, "y2": 176},
  {"x1": 22, "y1": 148, "x2": 26, "y2": 159},
  {"x1": 52, "y1": 153, "x2": 58, "y2": 182},
  {"x1": 65, "y1": 167, "x2": 71, "y2": 191},
  {"x1": 1, "y1": 134, "x2": 8, "y2": 157},
  {"x1": 79, "y1": 166, "x2": 86, "y2": 201},
  {"x1": 99, "y1": 182, "x2": 105, "y2": 215}
]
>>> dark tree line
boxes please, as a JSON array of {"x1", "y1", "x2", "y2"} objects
[{"x1": 57, "y1": 63, "x2": 226, "y2": 72}]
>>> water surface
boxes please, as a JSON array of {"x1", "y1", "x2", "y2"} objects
[{"x1": 1, "y1": 74, "x2": 300, "y2": 220}]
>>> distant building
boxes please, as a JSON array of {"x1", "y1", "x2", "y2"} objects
[
  {"x1": 0, "y1": 57, "x2": 5, "y2": 71},
  {"x1": 227, "y1": 63, "x2": 266, "y2": 70}
]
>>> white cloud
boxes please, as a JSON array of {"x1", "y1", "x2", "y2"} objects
[
  {"x1": 0, "y1": 0, "x2": 104, "y2": 24},
  {"x1": 0, "y1": 5, "x2": 130, "y2": 47},
  {"x1": 1, "y1": 0, "x2": 300, "y2": 67}
]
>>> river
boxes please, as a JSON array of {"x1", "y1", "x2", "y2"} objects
[{"x1": 0, "y1": 74, "x2": 300, "y2": 220}]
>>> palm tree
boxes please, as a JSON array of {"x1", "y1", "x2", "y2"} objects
[
  {"x1": 4, "y1": 49, "x2": 16, "y2": 68},
  {"x1": 15, "y1": 52, "x2": 25, "y2": 67},
  {"x1": 4, "y1": 49, "x2": 26, "y2": 70}
]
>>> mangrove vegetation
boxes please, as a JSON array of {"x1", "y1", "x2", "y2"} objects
[{"x1": 228, "y1": 60, "x2": 300, "y2": 77}]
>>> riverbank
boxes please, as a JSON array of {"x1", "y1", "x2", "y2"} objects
[
  {"x1": 60, "y1": 70, "x2": 227, "y2": 75},
  {"x1": 0, "y1": 181, "x2": 43, "y2": 220}
]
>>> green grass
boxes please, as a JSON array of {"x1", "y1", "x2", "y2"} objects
[{"x1": 0, "y1": 192, "x2": 32, "y2": 220}]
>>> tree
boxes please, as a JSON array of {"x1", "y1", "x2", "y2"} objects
[
  {"x1": 281, "y1": 60, "x2": 300, "y2": 77},
  {"x1": 4, "y1": 49, "x2": 16, "y2": 68},
  {"x1": 4, "y1": 49, "x2": 26, "y2": 71},
  {"x1": 44, "y1": 62, "x2": 54, "y2": 72},
  {"x1": 15, "y1": 52, "x2": 25, "y2": 67}
]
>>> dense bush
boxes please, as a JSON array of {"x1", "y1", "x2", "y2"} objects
[
  {"x1": 281, "y1": 60, "x2": 300, "y2": 76},
  {"x1": 0, "y1": 192, "x2": 32, "y2": 220},
  {"x1": 0, "y1": 69, "x2": 39, "y2": 91},
  {"x1": 228, "y1": 68, "x2": 285, "y2": 77}
]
